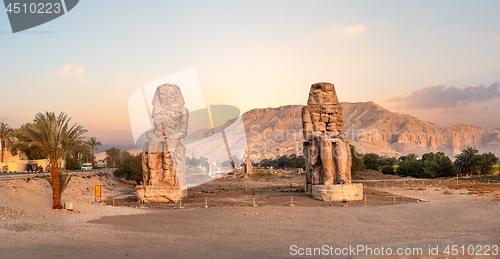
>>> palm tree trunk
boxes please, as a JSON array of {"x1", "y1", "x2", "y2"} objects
[
  {"x1": 51, "y1": 162, "x2": 62, "y2": 209},
  {"x1": 1, "y1": 140, "x2": 4, "y2": 163},
  {"x1": 91, "y1": 149, "x2": 95, "y2": 166}
]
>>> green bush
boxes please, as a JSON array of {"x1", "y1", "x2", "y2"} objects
[
  {"x1": 454, "y1": 148, "x2": 499, "y2": 175},
  {"x1": 422, "y1": 152, "x2": 453, "y2": 178},
  {"x1": 350, "y1": 145, "x2": 364, "y2": 178},
  {"x1": 381, "y1": 165, "x2": 395, "y2": 175},
  {"x1": 258, "y1": 155, "x2": 306, "y2": 170},
  {"x1": 65, "y1": 155, "x2": 78, "y2": 170},
  {"x1": 113, "y1": 154, "x2": 142, "y2": 184},
  {"x1": 363, "y1": 153, "x2": 380, "y2": 171},
  {"x1": 396, "y1": 152, "x2": 453, "y2": 178},
  {"x1": 472, "y1": 152, "x2": 499, "y2": 175},
  {"x1": 396, "y1": 159, "x2": 423, "y2": 177}
]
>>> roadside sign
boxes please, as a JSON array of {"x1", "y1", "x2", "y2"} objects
[{"x1": 95, "y1": 185, "x2": 101, "y2": 203}]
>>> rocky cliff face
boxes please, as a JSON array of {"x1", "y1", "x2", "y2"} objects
[
  {"x1": 186, "y1": 102, "x2": 500, "y2": 159},
  {"x1": 341, "y1": 102, "x2": 500, "y2": 157}
]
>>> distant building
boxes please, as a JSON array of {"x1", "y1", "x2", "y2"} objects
[
  {"x1": 96, "y1": 160, "x2": 106, "y2": 168},
  {"x1": 0, "y1": 149, "x2": 50, "y2": 172}
]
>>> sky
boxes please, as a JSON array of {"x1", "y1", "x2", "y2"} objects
[{"x1": 1, "y1": 0, "x2": 500, "y2": 148}]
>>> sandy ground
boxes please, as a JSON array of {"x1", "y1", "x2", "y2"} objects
[
  {"x1": 0, "y1": 170, "x2": 499, "y2": 258},
  {"x1": 112, "y1": 171, "x2": 420, "y2": 209},
  {"x1": 0, "y1": 172, "x2": 147, "y2": 247}
]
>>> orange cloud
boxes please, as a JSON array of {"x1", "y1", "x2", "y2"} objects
[
  {"x1": 345, "y1": 24, "x2": 365, "y2": 33},
  {"x1": 380, "y1": 83, "x2": 500, "y2": 109},
  {"x1": 57, "y1": 64, "x2": 85, "y2": 76},
  {"x1": 74, "y1": 65, "x2": 85, "y2": 74}
]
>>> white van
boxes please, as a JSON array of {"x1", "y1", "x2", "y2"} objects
[{"x1": 81, "y1": 163, "x2": 92, "y2": 171}]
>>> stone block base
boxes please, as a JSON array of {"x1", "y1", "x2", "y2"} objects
[
  {"x1": 311, "y1": 183, "x2": 363, "y2": 201},
  {"x1": 136, "y1": 185, "x2": 186, "y2": 203}
]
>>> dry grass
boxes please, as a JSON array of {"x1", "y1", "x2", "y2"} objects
[{"x1": 442, "y1": 190, "x2": 453, "y2": 195}]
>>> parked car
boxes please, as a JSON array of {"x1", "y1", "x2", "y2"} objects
[{"x1": 81, "y1": 163, "x2": 92, "y2": 171}]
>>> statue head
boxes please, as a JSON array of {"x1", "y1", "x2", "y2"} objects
[
  {"x1": 307, "y1": 82, "x2": 339, "y2": 105},
  {"x1": 159, "y1": 84, "x2": 185, "y2": 109},
  {"x1": 149, "y1": 83, "x2": 188, "y2": 139}
]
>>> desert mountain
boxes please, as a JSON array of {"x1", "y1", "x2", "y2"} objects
[
  {"x1": 185, "y1": 102, "x2": 500, "y2": 160},
  {"x1": 95, "y1": 149, "x2": 143, "y2": 162}
]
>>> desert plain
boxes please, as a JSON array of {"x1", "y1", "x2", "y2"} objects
[{"x1": 0, "y1": 170, "x2": 498, "y2": 258}]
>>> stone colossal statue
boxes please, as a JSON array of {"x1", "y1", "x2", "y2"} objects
[
  {"x1": 136, "y1": 83, "x2": 189, "y2": 202},
  {"x1": 302, "y1": 82, "x2": 362, "y2": 201}
]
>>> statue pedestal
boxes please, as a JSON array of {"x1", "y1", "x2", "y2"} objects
[
  {"x1": 136, "y1": 185, "x2": 186, "y2": 203},
  {"x1": 311, "y1": 184, "x2": 363, "y2": 201}
]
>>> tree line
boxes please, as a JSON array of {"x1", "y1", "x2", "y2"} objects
[
  {"x1": 255, "y1": 145, "x2": 366, "y2": 178},
  {"x1": 362, "y1": 147, "x2": 499, "y2": 178},
  {"x1": 258, "y1": 154, "x2": 306, "y2": 170},
  {"x1": 1, "y1": 121, "x2": 103, "y2": 169}
]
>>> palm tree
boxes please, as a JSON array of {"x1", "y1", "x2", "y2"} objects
[
  {"x1": 16, "y1": 112, "x2": 87, "y2": 209},
  {"x1": 386, "y1": 157, "x2": 397, "y2": 167},
  {"x1": 407, "y1": 153, "x2": 418, "y2": 161},
  {"x1": 11, "y1": 123, "x2": 44, "y2": 160},
  {"x1": 105, "y1": 147, "x2": 121, "y2": 168},
  {"x1": 86, "y1": 137, "x2": 102, "y2": 166},
  {"x1": 454, "y1": 147, "x2": 478, "y2": 176},
  {"x1": 0, "y1": 122, "x2": 15, "y2": 163},
  {"x1": 72, "y1": 142, "x2": 91, "y2": 167}
]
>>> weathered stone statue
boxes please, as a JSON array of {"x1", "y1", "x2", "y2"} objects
[
  {"x1": 243, "y1": 152, "x2": 252, "y2": 178},
  {"x1": 302, "y1": 82, "x2": 362, "y2": 201},
  {"x1": 136, "y1": 83, "x2": 188, "y2": 203}
]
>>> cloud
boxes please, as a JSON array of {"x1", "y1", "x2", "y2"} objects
[
  {"x1": 74, "y1": 66, "x2": 85, "y2": 74},
  {"x1": 438, "y1": 107, "x2": 469, "y2": 116},
  {"x1": 0, "y1": 116, "x2": 12, "y2": 121},
  {"x1": 345, "y1": 24, "x2": 365, "y2": 33},
  {"x1": 57, "y1": 64, "x2": 74, "y2": 76},
  {"x1": 480, "y1": 106, "x2": 489, "y2": 111},
  {"x1": 57, "y1": 64, "x2": 85, "y2": 76},
  {"x1": 381, "y1": 82, "x2": 500, "y2": 109}
]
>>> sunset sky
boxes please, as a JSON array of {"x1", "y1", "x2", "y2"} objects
[{"x1": 1, "y1": 1, "x2": 500, "y2": 148}]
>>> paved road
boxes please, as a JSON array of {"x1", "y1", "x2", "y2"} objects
[
  {"x1": 1, "y1": 169, "x2": 114, "y2": 175},
  {"x1": 0, "y1": 169, "x2": 114, "y2": 181}
]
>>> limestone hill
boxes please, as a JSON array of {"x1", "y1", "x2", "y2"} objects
[{"x1": 186, "y1": 102, "x2": 500, "y2": 159}]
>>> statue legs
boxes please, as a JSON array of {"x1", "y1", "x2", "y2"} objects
[
  {"x1": 332, "y1": 140, "x2": 349, "y2": 184},
  {"x1": 318, "y1": 138, "x2": 350, "y2": 185},
  {"x1": 319, "y1": 139, "x2": 335, "y2": 185}
]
